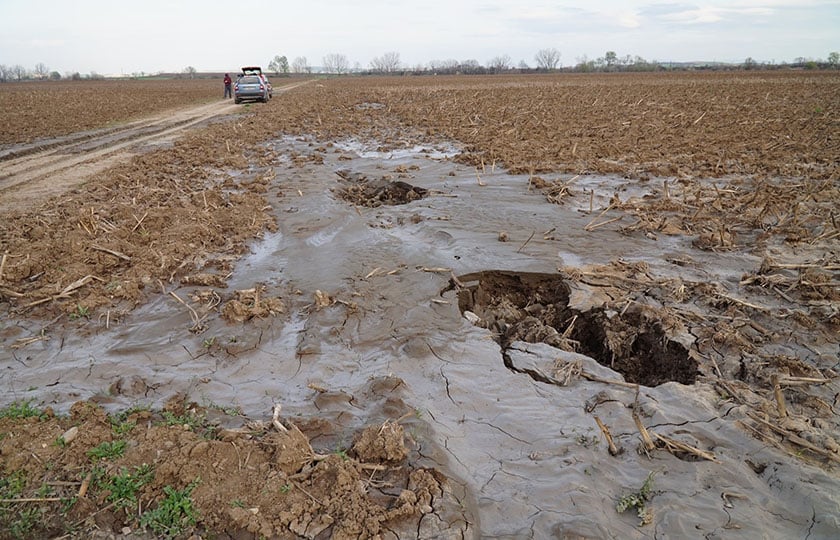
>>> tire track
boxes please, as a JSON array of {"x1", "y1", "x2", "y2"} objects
[{"x1": 0, "y1": 80, "x2": 310, "y2": 212}]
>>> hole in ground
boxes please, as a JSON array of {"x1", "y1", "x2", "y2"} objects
[
  {"x1": 455, "y1": 270, "x2": 697, "y2": 386},
  {"x1": 335, "y1": 169, "x2": 428, "y2": 207}
]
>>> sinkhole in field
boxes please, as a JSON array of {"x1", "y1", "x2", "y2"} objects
[{"x1": 455, "y1": 270, "x2": 697, "y2": 387}]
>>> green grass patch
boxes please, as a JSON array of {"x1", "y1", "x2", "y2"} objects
[
  {"x1": 160, "y1": 411, "x2": 206, "y2": 431},
  {"x1": 0, "y1": 400, "x2": 47, "y2": 420},
  {"x1": 86, "y1": 440, "x2": 127, "y2": 461},
  {"x1": 140, "y1": 479, "x2": 200, "y2": 538},
  {"x1": 0, "y1": 471, "x2": 42, "y2": 539},
  {"x1": 104, "y1": 464, "x2": 154, "y2": 512},
  {"x1": 110, "y1": 417, "x2": 137, "y2": 436}
]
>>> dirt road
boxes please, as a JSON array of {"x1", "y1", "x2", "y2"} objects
[
  {"x1": 0, "y1": 81, "x2": 309, "y2": 213},
  {"x1": 0, "y1": 101, "x2": 239, "y2": 212}
]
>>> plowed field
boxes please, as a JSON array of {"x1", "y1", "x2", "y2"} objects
[{"x1": 0, "y1": 72, "x2": 838, "y2": 539}]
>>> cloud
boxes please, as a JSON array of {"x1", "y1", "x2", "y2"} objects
[
  {"x1": 27, "y1": 39, "x2": 67, "y2": 48},
  {"x1": 616, "y1": 11, "x2": 643, "y2": 27},
  {"x1": 640, "y1": 2, "x2": 777, "y2": 25}
]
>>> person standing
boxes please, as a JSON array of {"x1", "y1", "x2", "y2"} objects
[{"x1": 223, "y1": 73, "x2": 232, "y2": 99}]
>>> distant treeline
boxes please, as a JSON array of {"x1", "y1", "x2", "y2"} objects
[{"x1": 2, "y1": 53, "x2": 838, "y2": 81}]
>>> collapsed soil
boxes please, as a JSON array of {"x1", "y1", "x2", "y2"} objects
[{"x1": 1, "y1": 72, "x2": 839, "y2": 538}]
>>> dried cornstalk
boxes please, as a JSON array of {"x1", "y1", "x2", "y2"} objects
[
  {"x1": 653, "y1": 432, "x2": 718, "y2": 462},
  {"x1": 585, "y1": 215, "x2": 623, "y2": 232},
  {"x1": 746, "y1": 412, "x2": 840, "y2": 463},
  {"x1": 771, "y1": 375, "x2": 788, "y2": 418},
  {"x1": 24, "y1": 274, "x2": 104, "y2": 308},
  {"x1": 272, "y1": 404, "x2": 289, "y2": 433},
  {"x1": 168, "y1": 291, "x2": 202, "y2": 330},
  {"x1": 421, "y1": 267, "x2": 452, "y2": 273},
  {"x1": 91, "y1": 245, "x2": 130, "y2": 261},
  {"x1": 633, "y1": 388, "x2": 655, "y2": 452},
  {"x1": 594, "y1": 416, "x2": 623, "y2": 456},
  {"x1": 516, "y1": 230, "x2": 536, "y2": 253}
]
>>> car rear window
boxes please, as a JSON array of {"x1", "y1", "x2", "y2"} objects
[{"x1": 239, "y1": 76, "x2": 260, "y2": 84}]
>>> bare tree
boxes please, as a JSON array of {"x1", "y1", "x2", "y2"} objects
[
  {"x1": 534, "y1": 48, "x2": 561, "y2": 70},
  {"x1": 487, "y1": 54, "x2": 511, "y2": 73},
  {"x1": 828, "y1": 51, "x2": 839, "y2": 68},
  {"x1": 604, "y1": 51, "x2": 618, "y2": 69},
  {"x1": 370, "y1": 51, "x2": 401, "y2": 73},
  {"x1": 429, "y1": 59, "x2": 460, "y2": 74},
  {"x1": 0, "y1": 65, "x2": 10, "y2": 82},
  {"x1": 183, "y1": 66, "x2": 197, "y2": 79},
  {"x1": 574, "y1": 55, "x2": 595, "y2": 72},
  {"x1": 34, "y1": 62, "x2": 49, "y2": 79},
  {"x1": 12, "y1": 65, "x2": 28, "y2": 81},
  {"x1": 322, "y1": 53, "x2": 349, "y2": 74},
  {"x1": 460, "y1": 59, "x2": 482, "y2": 74},
  {"x1": 291, "y1": 56, "x2": 311, "y2": 74}
]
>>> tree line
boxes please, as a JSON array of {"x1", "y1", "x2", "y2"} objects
[{"x1": 3, "y1": 49, "x2": 838, "y2": 81}]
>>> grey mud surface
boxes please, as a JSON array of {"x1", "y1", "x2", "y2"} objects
[{"x1": 3, "y1": 133, "x2": 839, "y2": 539}]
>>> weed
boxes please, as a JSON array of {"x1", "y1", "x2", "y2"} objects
[
  {"x1": 7, "y1": 507, "x2": 41, "y2": 539},
  {"x1": 279, "y1": 483, "x2": 292, "y2": 494},
  {"x1": 616, "y1": 471, "x2": 656, "y2": 526},
  {"x1": 105, "y1": 464, "x2": 154, "y2": 512},
  {"x1": 114, "y1": 404, "x2": 152, "y2": 423},
  {"x1": 35, "y1": 483, "x2": 54, "y2": 498},
  {"x1": 140, "y1": 479, "x2": 200, "y2": 538},
  {"x1": 0, "y1": 470, "x2": 26, "y2": 498},
  {"x1": 0, "y1": 400, "x2": 46, "y2": 420},
  {"x1": 231, "y1": 499, "x2": 245, "y2": 508},
  {"x1": 334, "y1": 448, "x2": 349, "y2": 461},
  {"x1": 87, "y1": 440, "x2": 127, "y2": 461},
  {"x1": 0, "y1": 471, "x2": 41, "y2": 539},
  {"x1": 69, "y1": 304, "x2": 90, "y2": 320},
  {"x1": 205, "y1": 401, "x2": 242, "y2": 416},
  {"x1": 160, "y1": 411, "x2": 205, "y2": 431},
  {"x1": 202, "y1": 336, "x2": 216, "y2": 348},
  {"x1": 60, "y1": 496, "x2": 77, "y2": 515},
  {"x1": 110, "y1": 415, "x2": 137, "y2": 436}
]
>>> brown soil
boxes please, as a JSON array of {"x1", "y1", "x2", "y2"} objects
[
  {"x1": 0, "y1": 72, "x2": 838, "y2": 538},
  {"x1": 0, "y1": 395, "x2": 453, "y2": 540},
  {"x1": 0, "y1": 79, "x2": 220, "y2": 145}
]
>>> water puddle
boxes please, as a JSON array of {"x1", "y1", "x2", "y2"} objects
[{"x1": 3, "y1": 132, "x2": 837, "y2": 539}]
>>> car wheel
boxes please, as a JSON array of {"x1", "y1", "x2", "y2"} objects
[{"x1": 234, "y1": 98, "x2": 241, "y2": 104}]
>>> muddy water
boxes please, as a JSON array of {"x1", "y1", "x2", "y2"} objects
[{"x1": 3, "y1": 135, "x2": 839, "y2": 538}]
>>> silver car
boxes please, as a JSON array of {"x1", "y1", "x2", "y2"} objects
[{"x1": 234, "y1": 75, "x2": 270, "y2": 104}]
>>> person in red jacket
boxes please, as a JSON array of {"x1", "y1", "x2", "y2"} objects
[{"x1": 223, "y1": 73, "x2": 232, "y2": 99}]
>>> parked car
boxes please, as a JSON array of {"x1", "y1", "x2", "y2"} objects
[
  {"x1": 241, "y1": 66, "x2": 272, "y2": 98},
  {"x1": 234, "y1": 75, "x2": 270, "y2": 103}
]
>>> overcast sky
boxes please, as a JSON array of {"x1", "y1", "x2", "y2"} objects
[{"x1": 1, "y1": 0, "x2": 837, "y2": 75}]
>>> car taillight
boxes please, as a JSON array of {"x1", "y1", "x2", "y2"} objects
[
  {"x1": 234, "y1": 84, "x2": 239, "y2": 90},
  {"x1": 259, "y1": 84, "x2": 264, "y2": 90}
]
